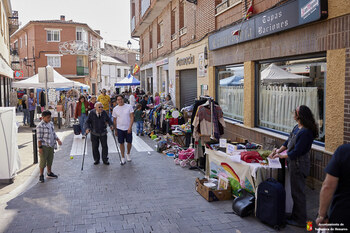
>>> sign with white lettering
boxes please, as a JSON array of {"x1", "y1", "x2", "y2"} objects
[
  {"x1": 176, "y1": 55, "x2": 195, "y2": 66},
  {"x1": 209, "y1": 0, "x2": 327, "y2": 51}
]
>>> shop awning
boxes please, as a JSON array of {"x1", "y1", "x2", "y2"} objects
[{"x1": 0, "y1": 57, "x2": 14, "y2": 79}]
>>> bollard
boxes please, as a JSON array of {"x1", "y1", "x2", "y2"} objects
[
  {"x1": 58, "y1": 112, "x2": 61, "y2": 129},
  {"x1": 32, "y1": 128, "x2": 38, "y2": 164}
]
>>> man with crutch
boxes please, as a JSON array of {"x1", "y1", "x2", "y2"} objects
[
  {"x1": 84, "y1": 102, "x2": 113, "y2": 165},
  {"x1": 112, "y1": 95, "x2": 134, "y2": 164}
]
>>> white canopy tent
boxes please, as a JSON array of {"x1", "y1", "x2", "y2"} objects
[
  {"x1": 261, "y1": 63, "x2": 312, "y2": 84},
  {"x1": 0, "y1": 107, "x2": 20, "y2": 183},
  {"x1": 12, "y1": 67, "x2": 89, "y2": 89}
]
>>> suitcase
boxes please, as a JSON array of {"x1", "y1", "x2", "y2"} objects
[
  {"x1": 256, "y1": 178, "x2": 286, "y2": 230},
  {"x1": 73, "y1": 123, "x2": 81, "y2": 135}
]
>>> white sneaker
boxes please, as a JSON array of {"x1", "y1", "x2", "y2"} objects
[
  {"x1": 126, "y1": 154, "x2": 132, "y2": 162},
  {"x1": 121, "y1": 157, "x2": 126, "y2": 164}
]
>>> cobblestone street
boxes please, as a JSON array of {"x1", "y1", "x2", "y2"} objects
[{"x1": 0, "y1": 128, "x2": 308, "y2": 233}]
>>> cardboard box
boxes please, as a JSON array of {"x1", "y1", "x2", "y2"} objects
[{"x1": 195, "y1": 178, "x2": 232, "y2": 202}]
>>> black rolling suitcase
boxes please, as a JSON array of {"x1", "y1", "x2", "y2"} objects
[
  {"x1": 256, "y1": 178, "x2": 286, "y2": 230},
  {"x1": 73, "y1": 123, "x2": 81, "y2": 135}
]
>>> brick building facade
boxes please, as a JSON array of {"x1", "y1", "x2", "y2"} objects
[
  {"x1": 132, "y1": 0, "x2": 350, "y2": 182},
  {"x1": 10, "y1": 16, "x2": 102, "y2": 94}
]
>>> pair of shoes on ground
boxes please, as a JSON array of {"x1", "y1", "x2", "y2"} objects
[
  {"x1": 94, "y1": 161, "x2": 110, "y2": 165},
  {"x1": 136, "y1": 133, "x2": 144, "y2": 136},
  {"x1": 39, "y1": 172, "x2": 58, "y2": 183},
  {"x1": 121, "y1": 154, "x2": 132, "y2": 164}
]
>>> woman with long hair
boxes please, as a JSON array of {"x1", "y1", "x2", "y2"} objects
[
  {"x1": 75, "y1": 95, "x2": 90, "y2": 138},
  {"x1": 269, "y1": 105, "x2": 318, "y2": 227}
]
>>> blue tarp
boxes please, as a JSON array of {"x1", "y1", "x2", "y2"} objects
[{"x1": 115, "y1": 74, "x2": 140, "y2": 86}]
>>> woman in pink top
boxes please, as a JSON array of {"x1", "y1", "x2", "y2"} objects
[{"x1": 154, "y1": 92, "x2": 160, "y2": 105}]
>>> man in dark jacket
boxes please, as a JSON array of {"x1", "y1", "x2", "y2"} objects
[{"x1": 85, "y1": 102, "x2": 113, "y2": 165}]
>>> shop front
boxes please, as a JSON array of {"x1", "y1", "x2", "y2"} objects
[
  {"x1": 175, "y1": 38, "x2": 209, "y2": 109},
  {"x1": 208, "y1": 0, "x2": 348, "y2": 182},
  {"x1": 0, "y1": 56, "x2": 14, "y2": 107},
  {"x1": 140, "y1": 62, "x2": 154, "y2": 93}
]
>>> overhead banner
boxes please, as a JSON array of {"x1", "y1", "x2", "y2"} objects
[{"x1": 209, "y1": 0, "x2": 328, "y2": 50}]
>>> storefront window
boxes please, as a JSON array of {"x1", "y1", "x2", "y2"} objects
[
  {"x1": 217, "y1": 64, "x2": 244, "y2": 121},
  {"x1": 258, "y1": 57, "x2": 326, "y2": 142}
]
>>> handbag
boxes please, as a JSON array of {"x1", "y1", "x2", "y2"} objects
[{"x1": 232, "y1": 189, "x2": 255, "y2": 217}]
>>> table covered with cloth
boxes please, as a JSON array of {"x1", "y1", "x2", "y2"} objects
[{"x1": 205, "y1": 148, "x2": 293, "y2": 213}]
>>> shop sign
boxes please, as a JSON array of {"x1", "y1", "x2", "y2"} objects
[
  {"x1": 156, "y1": 58, "x2": 168, "y2": 66},
  {"x1": 198, "y1": 53, "x2": 207, "y2": 77},
  {"x1": 209, "y1": 0, "x2": 327, "y2": 50},
  {"x1": 14, "y1": 70, "x2": 24, "y2": 79},
  {"x1": 176, "y1": 54, "x2": 195, "y2": 66}
]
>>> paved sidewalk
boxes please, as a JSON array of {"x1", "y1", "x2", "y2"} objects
[{"x1": 1, "y1": 129, "x2": 316, "y2": 233}]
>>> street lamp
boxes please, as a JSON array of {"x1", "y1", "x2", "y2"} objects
[{"x1": 127, "y1": 40, "x2": 132, "y2": 49}]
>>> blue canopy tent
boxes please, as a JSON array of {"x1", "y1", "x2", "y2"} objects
[
  {"x1": 115, "y1": 74, "x2": 141, "y2": 87},
  {"x1": 219, "y1": 75, "x2": 244, "y2": 86}
]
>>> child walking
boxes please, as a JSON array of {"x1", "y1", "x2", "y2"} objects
[
  {"x1": 36, "y1": 110, "x2": 62, "y2": 183},
  {"x1": 134, "y1": 104, "x2": 145, "y2": 136}
]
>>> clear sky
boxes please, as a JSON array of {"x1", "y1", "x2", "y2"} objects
[{"x1": 11, "y1": 0, "x2": 139, "y2": 49}]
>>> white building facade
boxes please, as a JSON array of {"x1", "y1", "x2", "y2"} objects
[{"x1": 100, "y1": 55, "x2": 130, "y2": 92}]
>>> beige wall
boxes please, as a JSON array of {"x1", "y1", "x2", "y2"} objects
[
  {"x1": 243, "y1": 61, "x2": 255, "y2": 128},
  {"x1": 328, "y1": 0, "x2": 350, "y2": 19},
  {"x1": 175, "y1": 38, "x2": 209, "y2": 99},
  {"x1": 325, "y1": 49, "x2": 346, "y2": 152},
  {"x1": 0, "y1": 0, "x2": 10, "y2": 64}
]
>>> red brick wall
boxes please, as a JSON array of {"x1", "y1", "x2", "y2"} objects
[{"x1": 345, "y1": 48, "x2": 350, "y2": 143}]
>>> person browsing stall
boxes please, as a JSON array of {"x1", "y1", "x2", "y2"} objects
[
  {"x1": 75, "y1": 95, "x2": 89, "y2": 139},
  {"x1": 269, "y1": 105, "x2": 318, "y2": 228},
  {"x1": 134, "y1": 103, "x2": 145, "y2": 136},
  {"x1": 316, "y1": 144, "x2": 350, "y2": 230},
  {"x1": 36, "y1": 110, "x2": 62, "y2": 183},
  {"x1": 112, "y1": 95, "x2": 134, "y2": 164},
  {"x1": 85, "y1": 102, "x2": 114, "y2": 165}
]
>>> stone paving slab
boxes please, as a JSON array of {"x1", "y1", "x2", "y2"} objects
[{"x1": 1, "y1": 130, "x2": 311, "y2": 233}]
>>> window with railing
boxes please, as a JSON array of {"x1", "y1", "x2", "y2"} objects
[
  {"x1": 171, "y1": 9, "x2": 176, "y2": 40},
  {"x1": 141, "y1": 0, "x2": 151, "y2": 17},
  {"x1": 157, "y1": 22, "x2": 163, "y2": 48}
]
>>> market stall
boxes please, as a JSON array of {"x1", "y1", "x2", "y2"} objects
[{"x1": 0, "y1": 107, "x2": 20, "y2": 183}]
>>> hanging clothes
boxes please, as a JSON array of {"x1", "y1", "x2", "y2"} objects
[{"x1": 192, "y1": 103, "x2": 225, "y2": 141}]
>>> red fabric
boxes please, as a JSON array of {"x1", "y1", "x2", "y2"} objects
[
  {"x1": 240, "y1": 151, "x2": 263, "y2": 163},
  {"x1": 75, "y1": 100, "x2": 89, "y2": 118},
  {"x1": 169, "y1": 118, "x2": 178, "y2": 126}
]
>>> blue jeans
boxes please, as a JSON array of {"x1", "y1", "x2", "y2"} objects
[
  {"x1": 136, "y1": 121, "x2": 143, "y2": 134},
  {"x1": 78, "y1": 113, "x2": 88, "y2": 136},
  {"x1": 23, "y1": 109, "x2": 29, "y2": 125}
]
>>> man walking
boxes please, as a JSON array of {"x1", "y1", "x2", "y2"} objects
[
  {"x1": 37, "y1": 110, "x2": 62, "y2": 183},
  {"x1": 112, "y1": 95, "x2": 134, "y2": 164},
  {"x1": 28, "y1": 92, "x2": 37, "y2": 127},
  {"x1": 97, "y1": 89, "x2": 111, "y2": 115},
  {"x1": 85, "y1": 102, "x2": 114, "y2": 165}
]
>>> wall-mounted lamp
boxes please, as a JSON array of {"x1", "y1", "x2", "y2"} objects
[
  {"x1": 127, "y1": 40, "x2": 132, "y2": 49},
  {"x1": 186, "y1": 0, "x2": 197, "y2": 5}
]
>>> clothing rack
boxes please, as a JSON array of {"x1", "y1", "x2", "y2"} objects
[{"x1": 199, "y1": 96, "x2": 215, "y2": 140}]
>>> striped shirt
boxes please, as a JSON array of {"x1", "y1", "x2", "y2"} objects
[{"x1": 37, "y1": 120, "x2": 58, "y2": 148}]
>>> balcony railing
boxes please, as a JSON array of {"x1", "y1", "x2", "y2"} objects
[
  {"x1": 179, "y1": 27, "x2": 187, "y2": 37},
  {"x1": 77, "y1": 66, "x2": 89, "y2": 76},
  {"x1": 216, "y1": 0, "x2": 241, "y2": 15},
  {"x1": 141, "y1": 0, "x2": 151, "y2": 17},
  {"x1": 131, "y1": 16, "x2": 135, "y2": 32},
  {"x1": 171, "y1": 33, "x2": 177, "y2": 41}
]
